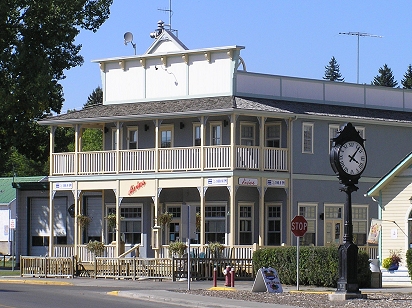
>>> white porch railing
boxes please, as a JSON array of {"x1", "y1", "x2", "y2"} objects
[
  {"x1": 54, "y1": 244, "x2": 116, "y2": 262},
  {"x1": 79, "y1": 151, "x2": 116, "y2": 174},
  {"x1": 159, "y1": 147, "x2": 201, "y2": 171},
  {"x1": 204, "y1": 146, "x2": 231, "y2": 169},
  {"x1": 120, "y1": 149, "x2": 155, "y2": 172},
  {"x1": 264, "y1": 147, "x2": 288, "y2": 171},
  {"x1": 236, "y1": 146, "x2": 259, "y2": 169},
  {"x1": 51, "y1": 145, "x2": 288, "y2": 176}
]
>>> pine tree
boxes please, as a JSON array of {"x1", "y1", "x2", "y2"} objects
[
  {"x1": 401, "y1": 64, "x2": 412, "y2": 89},
  {"x1": 85, "y1": 86, "x2": 103, "y2": 107},
  {"x1": 372, "y1": 64, "x2": 398, "y2": 87},
  {"x1": 323, "y1": 56, "x2": 344, "y2": 81}
]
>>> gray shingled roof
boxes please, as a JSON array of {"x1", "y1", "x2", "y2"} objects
[{"x1": 38, "y1": 96, "x2": 412, "y2": 125}]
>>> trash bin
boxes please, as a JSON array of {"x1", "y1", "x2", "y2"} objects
[{"x1": 369, "y1": 259, "x2": 382, "y2": 288}]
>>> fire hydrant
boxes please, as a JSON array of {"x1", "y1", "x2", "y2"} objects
[{"x1": 223, "y1": 265, "x2": 231, "y2": 287}]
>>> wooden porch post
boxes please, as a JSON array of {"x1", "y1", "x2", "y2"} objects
[
  {"x1": 229, "y1": 115, "x2": 235, "y2": 246},
  {"x1": 48, "y1": 189, "x2": 54, "y2": 257}
]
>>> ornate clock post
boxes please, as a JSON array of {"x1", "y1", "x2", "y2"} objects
[{"x1": 329, "y1": 123, "x2": 367, "y2": 300}]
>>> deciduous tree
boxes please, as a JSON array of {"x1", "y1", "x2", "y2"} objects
[{"x1": 0, "y1": 0, "x2": 112, "y2": 176}]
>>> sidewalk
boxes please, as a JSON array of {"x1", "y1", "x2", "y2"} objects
[{"x1": 0, "y1": 276, "x2": 411, "y2": 308}]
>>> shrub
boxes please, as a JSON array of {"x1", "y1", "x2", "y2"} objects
[{"x1": 253, "y1": 246, "x2": 370, "y2": 288}]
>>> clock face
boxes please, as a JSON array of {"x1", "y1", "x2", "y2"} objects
[{"x1": 338, "y1": 141, "x2": 367, "y2": 176}]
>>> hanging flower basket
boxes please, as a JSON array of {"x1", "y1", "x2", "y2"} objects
[
  {"x1": 104, "y1": 213, "x2": 117, "y2": 229},
  {"x1": 196, "y1": 212, "x2": 201, "y2": 231},
  {"x1": 168, "y1": 240, "x2": 187, "y2": 257},
  {"x1": 77, "y1": 214, "x2": 91, "y2": 228},
  {"x1": 158, "y1": 212, "x2": 173, "y2": 227}
]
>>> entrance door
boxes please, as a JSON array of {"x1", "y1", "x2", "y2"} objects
[{"x1": 325, "y1": 220, "x2": 342, "y2": 245}]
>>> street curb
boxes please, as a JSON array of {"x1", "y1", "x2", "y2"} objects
[
  {"x1": 208, "y1": 286, "x2": 237, "y2": 291},
  {"x1": 0, "y1": 279, "x2": 73, "y2": 286}
]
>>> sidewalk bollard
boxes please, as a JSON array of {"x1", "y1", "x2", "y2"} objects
[
  {"x1": 213, "y1": 267, "x2": 217, "y2": 287},
  {"x1": 224, "y1": 266, "x2": 231, "y2": 287},
  {"x1": 231, "y1": 267, "x2": 235, "y2": 288}
]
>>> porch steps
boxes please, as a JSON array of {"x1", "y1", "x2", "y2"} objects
[{"x1": 381, "y1": 266, "x2": 411, "y2": 286}]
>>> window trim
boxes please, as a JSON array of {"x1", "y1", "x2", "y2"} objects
[
  {"x1": 240, "y1": 122, "x2": 256, "y2": 146},
  {"x1": 298, "y1": 202, "x2": 317, "y2": 246},
  {"x1": 193, "y1": 123, "x2": 201, "y2": 146},
  {"x1": 302, "y1": 122, "x2": 314, "y2": 154},
  {"x1": 127, "y1": 126, "x2": 138, "y2": 150},
  {"x1": 265, "y1": 122, "x2": 281, "y2": 148},
  {"x1": 265, "y1": 202, "x2": 282, "y2": 246},
  {"x1": 238, "y1": 202, "x2": 254, "y2": 245},
  {"x1": 159, "y1": 124, "x2": 174, "y2": 148},
  {"x1": 106, "y1": 203, "x2": 144, "y2": 246},
  {"x1": 210, "y1": 121, "x2": 222, "y2": 146}
]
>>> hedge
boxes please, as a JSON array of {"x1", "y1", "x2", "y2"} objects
[{"x1": 252, "y1": 246, "x2": 371, "y2": 288}]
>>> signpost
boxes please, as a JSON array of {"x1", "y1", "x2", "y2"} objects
[{"x1": 291, "y1": 215, "x2": 307, "y2": 290}]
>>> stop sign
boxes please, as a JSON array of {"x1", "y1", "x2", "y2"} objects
[{"x1": 291, "y1": 215, "x2": 307, "y2": 237}]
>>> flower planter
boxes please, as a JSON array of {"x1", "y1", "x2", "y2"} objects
[{"x1": 388, "y1": 263, "x2": 399, "y2": 271}]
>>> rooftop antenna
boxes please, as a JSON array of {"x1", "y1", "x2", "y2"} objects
[
  {"x1": 158, "y1": 0, "x2": 178, "y2": 36},
  {"x1": 124, "y1": 31, "x2": 136, "y2": 55},
  {"x1": 339, "y1": 32, "x2": 382, "y2": 84}
]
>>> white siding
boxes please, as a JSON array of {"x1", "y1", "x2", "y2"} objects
[{"x1": 381, "y1": 175, "x2": 412, "y2": 263}]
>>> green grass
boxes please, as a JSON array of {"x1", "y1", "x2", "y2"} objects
[{"x1": 0, "y1": 269, "x2": 20, "y2": 276}]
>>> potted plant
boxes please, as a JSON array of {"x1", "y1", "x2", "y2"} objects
[
  {"x1": 86, "y1": 240, "x2": 105, "y2": 256},
  {"x1": 382, "y1": 249, "x2": 401, "y2": 271},
  {"x1": 168, "y1": 240, "x2": 187, "y2": 257},
  {"x1": 77, "y1": 214, "x2": 91, "y2": 228},
  {"x1": 208, "y1": 241, "x2": 225, "y2": 258},
  {"x1": 158, "y1": 211, "x2": 173, "y2": 227}
]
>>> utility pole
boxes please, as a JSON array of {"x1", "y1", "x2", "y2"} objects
[{"x1": 339, "y1": 32, "x2": 382, "y2": 84}]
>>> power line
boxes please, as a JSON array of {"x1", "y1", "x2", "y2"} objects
[{"x1": 339, "y1": 32, "x2": 383, "y2": 84}]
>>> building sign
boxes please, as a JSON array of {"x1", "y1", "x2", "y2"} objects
[
  {"x1": 120, "y1": 179, "x2": 155, "y2": 198},
  {"x1": 9, "y1": 219, "x2": 16, "y2": 229},
  {"x1": 54, "y1": 182, "x2": 73, "y2": 190},
  {"x1": 267, "y1": 179, "x2": 286, "y2": 187},
  {"x1": 367, "y1": 218, "x2": 382, "y2": 244},
  {"x1": 128, "y1": 180, "x2": 147, "y2": 196},
  {"x1": 207, "y1": 178, "x2": 228, "y2": 186},
  {"x1": 238, "y1": 178, "x2": 258, "y2": 186}
]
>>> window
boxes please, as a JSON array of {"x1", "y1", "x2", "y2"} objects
[
  {"x1": 108, "y1": 206, "x2": 142, "y2": 245},
  {"x1": 302, "y1": 123, "x2": 314, "y2": 154},
  {"x1": 111, "y1": 128, "x2": 117, "y2": 150},
  {"x1": 266, "y1": 204, "x2": 281, "y2": 245},
  {"x1": 167, "y1": 206, "x2": 181, "y2": 242},
  {"x1": 160, "y1": 125, "x2": 173, "y2": 148},
  {"x1": 193, "y1": 123, "x2": 201, "y2": 146},
  {"x1": 239, "y1": 203, "x2": 253, "y2": 244},
  {"x1": 265, "y1": 123, "x2": 281, "y2": 148},
  {"x1": 210, "y1": 122, "x2": 222, "y2": 145},
  {"x1": 298, "y1": 204, "x2": 317, "y2": 245},
  {"x1": 205, "y1": 205, "x2": 226, "y2": 243},
  {"x1": 127, "y1": 127, "x2": 138, "y2": 149},
  {"x1": 352, "y1": 206, "x2": 368, "y2": 246},
  {"x1": 240, "y1": 123, "x2": 255, "y2": 146}
]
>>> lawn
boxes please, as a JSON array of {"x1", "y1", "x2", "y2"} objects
[{"x1": 0, "y1": 269, "x2": 20, "y2": 276}]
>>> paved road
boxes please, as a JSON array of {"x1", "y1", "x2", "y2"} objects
[{"x1": 0, "y1": 276, "x2": 411, "y2": 308}]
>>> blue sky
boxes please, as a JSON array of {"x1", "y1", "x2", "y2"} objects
[{"x1": 60, "y1": 0, "x2": 412, "y2": 112}]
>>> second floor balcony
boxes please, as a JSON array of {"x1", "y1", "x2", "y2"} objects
[{"x1": 51, "y1": 145, "x2": 288, "y2": 176}]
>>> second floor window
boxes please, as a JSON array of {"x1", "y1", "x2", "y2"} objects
[
  {"x1": 193, "y1": 124, "x2": 201, "y2": 146},
  {"x1": 302, "y1": 123, "x2": 314, "y2": 154},
  {"x1": 265, "y1": 123, "x2": 281, "y2": 148},
  {"x1": 160, "y1": 125, "x2": 173, "y2": 148},
  {"x1": 127, "y1": 127, "x2": 138, "y2": 149},
  {"x1": 210, "y1": 122, "x2": 222, "y2": 145},
  {"x1": 240, "y1": 123, "x2": 255, "y2": 146}
]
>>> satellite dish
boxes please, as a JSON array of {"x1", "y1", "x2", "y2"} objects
[
  {"x1": 124, "y1": 32, "x2": 134, "y2": 44},
  {"x1": 123, "y1": 32, "x2": 136, "y2": 55}
]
